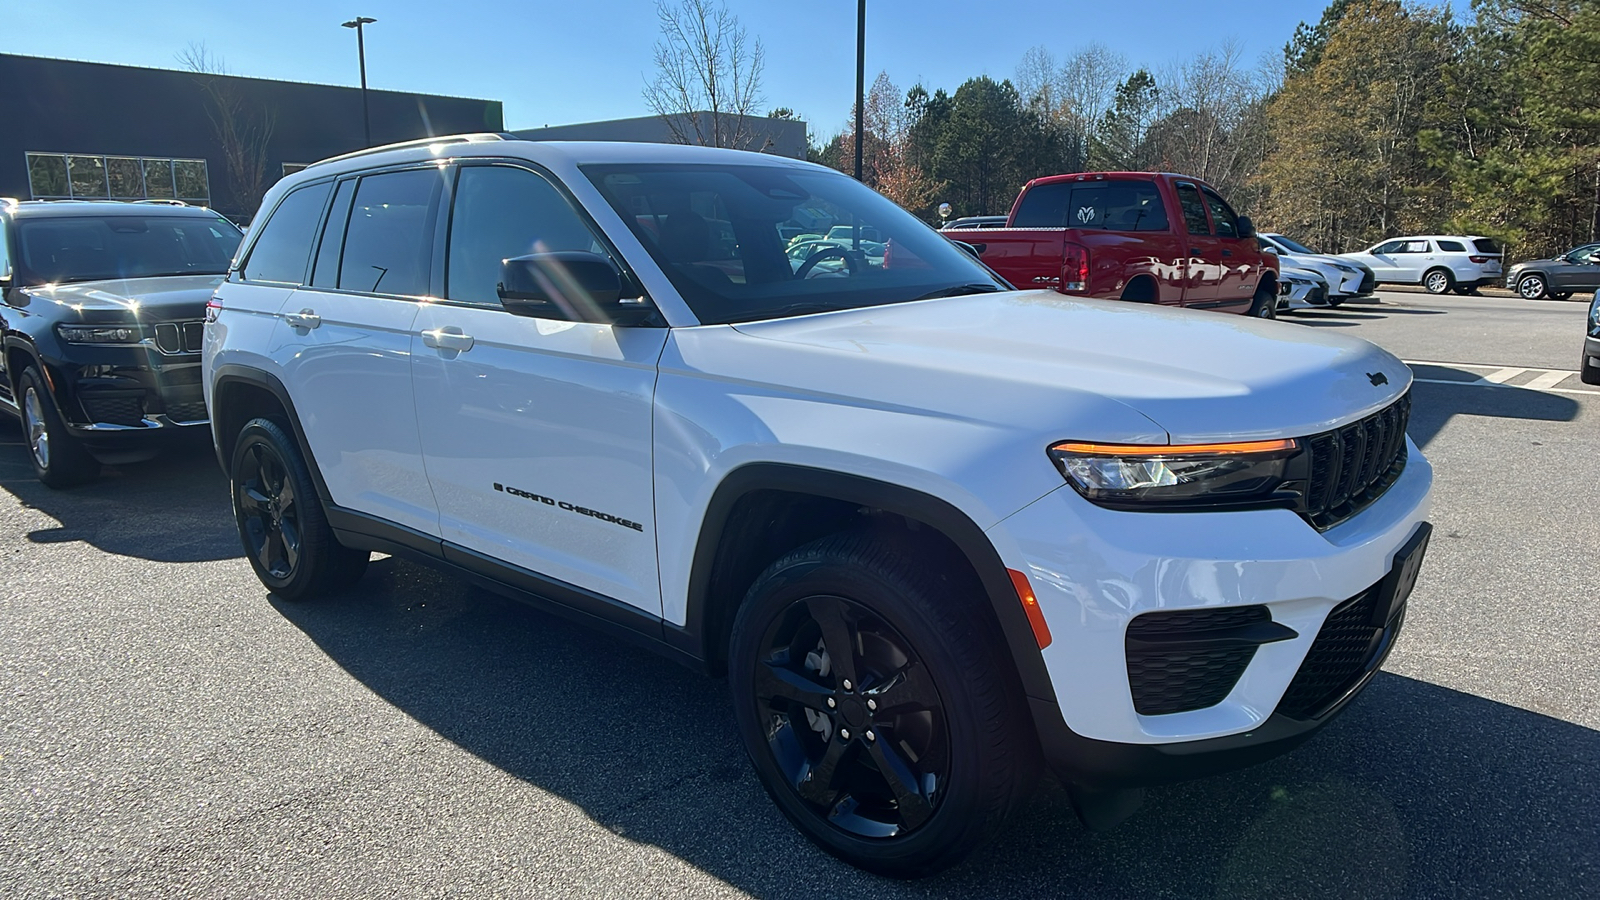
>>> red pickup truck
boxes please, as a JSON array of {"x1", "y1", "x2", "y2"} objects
[{"x1": 968, "y1": 173, "x2": 1280, "y2": 317}]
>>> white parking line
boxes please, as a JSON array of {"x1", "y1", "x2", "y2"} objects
[
  {"x1": 1402, "y1": 359, "x2": 1600, "y2": 396},
  {"x1": 1524, "y1": 370, "x2": 1572, "y2": 391},
  {"x1": 1480, "y1": 367, "x2": 1525, "y2": 384}
]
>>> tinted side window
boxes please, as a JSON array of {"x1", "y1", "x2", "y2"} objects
[
  {"x1": 1473, "y1": 238, "x2": 1501, "y2": 254},
  {"x1": 1373, "y1": 240, "x2": 1404, "y2": 254},
  {"x1": 1200, "y1": 188, "x2": 1238, "y2": 238},
  {"x1": 241, "y1": 182, "x2": 332, "y2": 284},
  {"x1": 0, "y1": 221, "x2": 11, "y2": 279},
  {"x1": 1175, "y1": 184, "x2": 1210, "y2": 235},
  {"x1": 1436, "y1": 239, "x2": 1465, "y2": 252},
  {"x1": 310, "y1": 179, "x2": 355, "y2": 288},
  {"x1": 1010, "y1": 183, "x2": 1069, "y2": 228},
  {"x1": 446, "y1": 165, "x2": 607, "y2": 307},
  {"x1": 339, "y1": 169, "x2": 442, "y2": 296}
]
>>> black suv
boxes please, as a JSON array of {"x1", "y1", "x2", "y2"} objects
[{"x1": 0, "y1": 199, "x2": 243, "y2": 486}]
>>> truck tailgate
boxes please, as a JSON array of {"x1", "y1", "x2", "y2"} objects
[{"x1": 970, "y1": 229, "x2": 1067, "y2": 291}]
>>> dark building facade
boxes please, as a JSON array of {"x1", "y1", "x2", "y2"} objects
[{"x1": 0, "y1": 53, "x2": 504, "y2": 220}]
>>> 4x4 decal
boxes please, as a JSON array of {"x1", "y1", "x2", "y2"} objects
[{"x1": 493, "y1": 482, "x2": 645, "y2": 533}]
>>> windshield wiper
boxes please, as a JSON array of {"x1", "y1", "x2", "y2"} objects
[{"x1": 910, "y1": 283, "x2": 1003, "y2": 302}]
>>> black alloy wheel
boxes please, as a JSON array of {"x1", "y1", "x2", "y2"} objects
[
  {"x1": 730, "y1": 531, "x2": 1036, "y2": 877},
  {"x1": 230, "y1": 418, "x2": 368, "y2": 600},
  {"x1": 750, "y1": 594, "x2": 950, "y2": 840}
]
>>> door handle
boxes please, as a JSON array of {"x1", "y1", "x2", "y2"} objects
[
  {"x1": 284, "y1": 309, "x2": 320, "y2": 330},
  {"x1": 422, "y1": 327, "x2": 474, "y2": 352}
]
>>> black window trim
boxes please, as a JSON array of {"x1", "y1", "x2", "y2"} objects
[{"x1": 278, "y1": 161, "x2": 445, "y2": 301}]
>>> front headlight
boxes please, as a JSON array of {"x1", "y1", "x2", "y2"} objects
[
  {"x1": 1048, "y1": 439, "x2": 1303, "y2": 509},
  {"x1": 57, "y1": 324, "x2": 143, "y2": 344}
]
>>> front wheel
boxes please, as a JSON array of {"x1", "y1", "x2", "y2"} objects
[
  {"x1": 1552, "y1": 291, "x2": 1573, "y2": 301},
  {"x1": 1247, "y1": 286, "x2": 1278, "y2": 319},
  {"x1": 1517, "y1": 275, "x2": 1547, "y2": 300},
  {"x1": 1424, "y1": 268, "x2": 1455, "y2": 294},
  {"x1": 230, "y1": 417, "x2": 368, "y2": 600},
  {"x1": 18, "y1": 368, "x2": 100, "y2": 488},
  {"x1": 728, "y1": 531, "x2": 1036, "y2": 877}
]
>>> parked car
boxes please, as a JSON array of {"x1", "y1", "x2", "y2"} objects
[
  {"x1": 1258, "y1": 232, "x2": 1376, "y2": 305},
  {"x1": 1340, "y1": 235, "x2": 1502, "y2": 294},
  {"x1": 1583, "y1": 292, "x2": 1600, "y2": 384},
  {"x1": 1276, "y1": 261, "x2": 1333, "y2": 312},
  {"x1": 969, "y1": 172, "x2": 1280, "y2": 317},
  {"x1": 205, "y1": 135, "x2": 1432, "y2": 877},
  {"x1": 1502, "y1": 243, "x2": 1600, "y2": 300},
  {"x1": 0, "y1": 198, "x2": 243, "y2": 486},
  {"x1": 940, "y1": 215, "x2": 1009, "y2": 231}
]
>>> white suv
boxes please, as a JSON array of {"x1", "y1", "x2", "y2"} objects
[
  {"x1": 1340, "y1": 235, "x2": 1503, "y2": 294},
  {"x1": 204, "y1": 135, "x2": 1433, "y2": 877}
]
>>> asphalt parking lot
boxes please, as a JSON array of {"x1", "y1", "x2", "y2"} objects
[{"x1": 2, "y1": 291, "x2": 1596, "y2": 899}]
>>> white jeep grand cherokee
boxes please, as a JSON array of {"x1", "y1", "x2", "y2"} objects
[{"x1": 204, "y1": 135, "x2": 1432, "y2": 877}]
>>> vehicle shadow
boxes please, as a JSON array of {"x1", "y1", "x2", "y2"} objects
[
  {"x1": 0, "y1": 416, "x2": 240, "y2": 562},
  {"x1": 1406, "y1": 368, "x2": 1580, "y2": 448},
  {"x1": 276, "y1": 560, "x2": 1600, "y2": 899}
]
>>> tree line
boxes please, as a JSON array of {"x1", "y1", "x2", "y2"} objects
[{"x1": 804, "y1": 0, "x2": 1600, "y2": 259}]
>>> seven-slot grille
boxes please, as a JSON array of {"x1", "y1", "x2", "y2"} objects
[
  {"x1": 153, "y1": 321, "x2": 205, "y2": 355},
  {"x1": 1299, "y1": 393, "x2": 1410, "y2": 531}
]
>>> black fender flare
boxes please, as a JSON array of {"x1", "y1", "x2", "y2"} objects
[
  {"x1": 677, "y1": 462, "x2": 1061, "y2": 712},
  {"x1": 209, "y1": 364, "x2": 334, "y2": 504}
]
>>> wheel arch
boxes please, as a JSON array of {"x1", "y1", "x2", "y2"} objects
[
  {"x1": 1119, "y1": 274, "x2": 1160, "y2": 303},
  {"x1": 679, "y1": 463, "x2": 1060, "y2": 711},
  {"x1": 209, "y1": 365, "x2": 333, "y2": 503}
]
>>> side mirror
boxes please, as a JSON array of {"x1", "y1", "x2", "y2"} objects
[
  {"x1": 1261, "y1": 244, "x2": 1278, "y2": 254},
  {"x1": 497, "y1": 251, "x2": 656, "y2": 325},
  {"x1": 1235, "y1": 215, "x2": 1257, "y2": 239}
]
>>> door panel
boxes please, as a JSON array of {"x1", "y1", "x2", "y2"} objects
[
  {"x1": 1174, "y1": 183, "x2": 1221, "y2": 304},
  {"x1": 1200, "y1": 187, "x2": 1255, "y2": 308},
  {"x1": 411, "y1": 305, "x2": 667, "y2": 612}
]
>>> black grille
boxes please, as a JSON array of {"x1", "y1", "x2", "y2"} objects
[
  {"x1": 1359, "y1": 271, "x2": 1377, "y2": 293},
  {"x1": 1126, "y1": 606, "x2": 1271, "y2": 716},
  {"x1": 1275, "y1": 587, "x2": 1392, "y2": 720},
  {"x1": 81, "y1": 395, "x2": 145, "y2": 426},
  {"x1": 1300, "y1": 394, "x2": 1410, "y2": 531},
  {"x1": 153, "y1": 320, "x2": 204, "y2": 354},
  {"x1": 164, "y1": 401, "x2": 208, "y2": 423}
]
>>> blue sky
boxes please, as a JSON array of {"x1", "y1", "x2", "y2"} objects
[{"x1": 4, "y1": 1, "x2": 1342, "y2": 138}]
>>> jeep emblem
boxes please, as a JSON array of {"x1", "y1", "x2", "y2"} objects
[{"x1": 1368, "y1": 372, "x2": 1389, "y2": 386}]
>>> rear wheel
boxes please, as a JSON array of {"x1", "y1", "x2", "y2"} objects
[
  {"x1": 1553, "y1": 291, "x2": 1573, "y2": 301},
  {"x1": 1424, "y1": 268, "x2": 1454, "y2": 295},
  {"x1": 18, "y1": 368, "x2": 100, "y2": 488},
  {"x1": 728, "y1": 531, "x2": 1035, "y2": 877},
  {"x1": 1516, "y1": 274, "x2": 1547, "y2": 299},
  {"x1": 1247, "y1": 286, "x2": 1278, "y2": 319},
  {"x1": 230, "y1": 418, "x2": 368, "y2": 600}
]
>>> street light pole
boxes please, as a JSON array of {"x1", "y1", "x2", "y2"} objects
[
  {"x1": 854, "y1": 0, "x2": 865, "y2": 182},
  {"x1": 342, "y1": 16, "x2": 377, "y2": 148}
]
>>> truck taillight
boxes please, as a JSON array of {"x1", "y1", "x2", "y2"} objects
[
  {"x1": 204, "y1": 297, "x2": 223, "y2": 323},
  {"x1": 1062, "y1": 244, "x2": 1089, "y2": 292}
]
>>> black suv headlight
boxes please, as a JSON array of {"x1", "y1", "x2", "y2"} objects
[
  {"x1": 1048, "y1": 439, "x2": 1302, "y2": 508},
  {"x1": 57, "y1": 324, "x2": 143, "y2": 344}
]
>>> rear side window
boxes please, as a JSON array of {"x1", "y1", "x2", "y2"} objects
[
  {"x1": 1473, "y1": 238, "x2": 1501, "y2": 254},
  {"x1": 338, "y1": 169, "x2": 442, "y2": 296},
  {"x1": 1012, "y1": 181, "x2": 1169, "y2": 231},
  {"x1": 241, "y1": 182, "x2": 332, "y2": 284},
  {"x1": 1437, "y1": 240, "x2": 1465, "y2": 252},
  {"x1": 1200, "y1": 188, "x2": 1239, "y2": 238},
  {"x1": 446, "y1": 164, "x2": 608, "y2": 307},
  {"x1": 1398, "y1": 240, "x2": 1430, "y2": 253},
  {"x1": 1175, "y1": 184, "x2": 1211, "y2": 235}
]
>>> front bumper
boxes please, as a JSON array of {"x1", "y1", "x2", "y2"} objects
[
  {"x1": 1584, "y1": 335, "x2": 1600, "y2": 370},
  {"x1": 988, "y1": 437, "x2": 1432, "y2": 786},
  {"x1": 37, "y1": 345, "x2": 209, "y2": 446}
]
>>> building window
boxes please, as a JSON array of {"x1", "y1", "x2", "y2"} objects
[
  {"x1": 24, "y1": 152, "x2": 210, "y2": 203},
  {"x1": 282, "y1": 162, "x2": 309, "y2": 177}
]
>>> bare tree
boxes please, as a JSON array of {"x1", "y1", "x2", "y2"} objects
[
  {"x1": 177, "y1": 42, "x2": 276, "y2": 214},
  {"x1": 643, "y1": 0, "x2": 767, "y2": 150}
]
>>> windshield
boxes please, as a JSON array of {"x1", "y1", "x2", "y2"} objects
[
  {"x1": 1271, "y1": 234, "x2": 1318, "y2": 254},
  {"x1": 15, "y1": 214, "x2": 243, "y2": 286},
  {"x1": 583, "y1": 163, "x2": 1006, "y2": 324}
]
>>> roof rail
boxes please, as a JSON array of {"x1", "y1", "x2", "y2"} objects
[
  {"x1": 308, "y1": 133, "x2": 509, "y2": 169},
  {"x1": 134, "y1": 199, "x2": 189, "y2": 206},
  {"x1": 0, "y1": 197, "x2": 18, "y2": 209}
]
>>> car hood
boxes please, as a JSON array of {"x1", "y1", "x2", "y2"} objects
[
  {"x1": 1287, "y1": 251, "x2": 1363, "y2": 271},
  {"x1": 16, "y1": 274, "x2": 224, "y2": 323},
  {"x1": 725, "y1": 290, "x2": 1411, "y2": 444}
]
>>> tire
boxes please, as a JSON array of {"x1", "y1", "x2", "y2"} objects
[
  {"x1": 1423, "y1": 268, "x2": 1454, "y2": 295},
  {"x1": 1516, "y1": 274, "x2": 1548, "y2": 300},
  {"x1": 728, "y1": 530, "x2": 1036, "y2": 877},
  {"x1": 230, "y1": 417, "x2": 368, "y2": 600},
  {"x1": 1247, "y1": 286, "x2": 1278, "y2": 319},
  {"x1": 1553, "y1": 292, "x2": 1572, "y2": 301},
  {"x1": 18, "y1": 367, "x2": 100, "y2": 488},
  {"x1": 1327, "y1": 295, "x2": 1345, "y2": 308}
]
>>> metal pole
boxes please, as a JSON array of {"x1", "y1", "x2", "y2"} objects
[
  {"x1": 854, "y1": 0, "x2": 865, "y2": 183},
  {"x1": 357, "y1": 24, "x2": 371, "y2": 147}
]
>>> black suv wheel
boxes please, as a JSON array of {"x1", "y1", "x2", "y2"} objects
[
  {"x1": 230, "y1": 417, "x2": 369, "y2": 600},
  {"x1": 18, "y1": 367, "x2": 100, "y2": 488},
  {"x1": 728, "y1": 531, "x2": 1035, "y2": 877}
]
